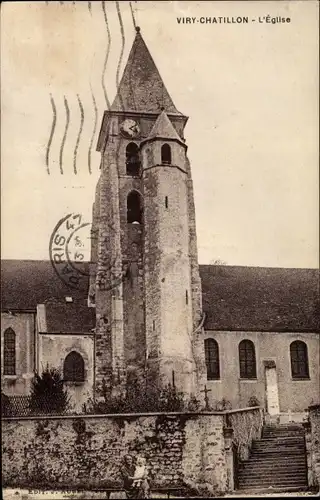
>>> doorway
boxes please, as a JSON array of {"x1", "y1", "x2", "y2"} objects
[{"x1": 264, "y1": 360, "x2": 280, "y2": 416}]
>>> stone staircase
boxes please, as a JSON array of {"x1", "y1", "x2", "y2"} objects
[{"x1": 237, "y1": 423, "x2": 308, "y2": 493}]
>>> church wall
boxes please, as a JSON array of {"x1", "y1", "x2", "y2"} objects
[
  {"x1": 1, "y1": 312, "x2": 35, "y2": 395},
  {"x1": 38, "y1": 334, "x2": 94, "y2": 412},
  {"x1": 204, "y1": 330, "x2": 319, "y2": 413}
]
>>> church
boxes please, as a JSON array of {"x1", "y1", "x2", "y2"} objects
[{"x1": 1, "y1": 27, "x2": 319, "y2": 418}]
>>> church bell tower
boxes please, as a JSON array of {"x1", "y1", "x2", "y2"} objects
[{"x1": 90, "y1": 27, "x2": 206, "y2": 400}]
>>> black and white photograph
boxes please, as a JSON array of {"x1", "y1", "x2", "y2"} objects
[{"x1": 1, "y1": 1, "x2": 319, "y2": 499}]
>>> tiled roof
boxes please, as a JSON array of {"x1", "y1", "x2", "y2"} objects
[
  {"x1": 110, "y1": 29, "x2": 182, "y2": 115},
  {"x1": 1, "y1": 260, "x2": 90, "y2": 308},
  {"x1": 1, "y1": 260, "x2": 95, "y2": 333},
  {"x1": 43, "y1": 300, "x2": 95, "y2": 334},
  {"x1": 1, "y1": 260, "x2": 319, "y2": 333},
  {"x1": 200, "y1": 265, "x2": 320, "y2": 332}
]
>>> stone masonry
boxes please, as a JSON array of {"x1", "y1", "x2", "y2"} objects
[{"x1": 91, "y1": 27, "x2": 207, "y2": 400}]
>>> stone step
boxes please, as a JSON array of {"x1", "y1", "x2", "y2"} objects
[
  {"x1": 252, "y1": 448, "x2": 305, "y2": 453},
  {"x1": 252, "y1": 442, "x2": 305, "y2": 448},
  {"x1": 239, "y1": 470, "x2": 307, "y2": 478},
  {"x1": 251, "y1": 450, "x2": 304, "y2": 460},
  {"x1": 257, "y1": 436, "x2": 305, "y2": 442},
  {"x1": 239, "y1": 461, "x2": 306, "y2": 473},
  {"x1": 236, "y1": 485, "x2": 309, "y2": 493},
  {"x1": 262, "y1": 434, "x2": 304, "y2": 439},
  {"x1": 253, "y1": 442, "x2": 305, "y2": 446},
  {"x1": 254, "y1": 437, "x2": 305, "y2": 443},
  {"x1": 246, "y1": 458, "x2": 306, "y2": 465},
  {"x1": 263, "y1": 428, "x2": 304, "y2": 433},
  {"x1": 263, "y1": 430, "x2": 304, "y2": 434},
  {"x1": 252, "y1": 446, "x2": 305, "y2": 453},
  {"x1": 238, "y1": 478, "x2": 308, "y2": 487},
  {"x1": 264, "y1": 424, "x2": 304, "y2": 429}
]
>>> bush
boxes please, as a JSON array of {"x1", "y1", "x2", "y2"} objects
[
  {"x1": 83, "y1": 381, "x2": 192, "y2": 414},
  {"x1": 213, "y1": 398, "x2": 232, "y2": 411},
  {"x1": 1, "y1": 392, "x2": 13, "y2": 417},
  {"x1": 247, "y1": 395, "x2": 260, "y2": 407},
  {"x1": 30, "y1": 365, "x2": 70, "y2": 414}
]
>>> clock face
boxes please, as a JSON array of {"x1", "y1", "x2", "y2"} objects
[{"x1": 120, "y1": 119, "x2": 140, "y2": 138}]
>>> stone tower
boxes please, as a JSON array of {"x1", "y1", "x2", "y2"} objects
[{"x1": 90, "y1": 27, "x2": 206, "y2": 400}]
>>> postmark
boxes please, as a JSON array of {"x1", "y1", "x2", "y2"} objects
[{"x1": 49, "y1": 212, "x2": 128, "y2": 292}]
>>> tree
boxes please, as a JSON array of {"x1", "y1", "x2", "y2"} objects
[
  {"x1": 210, "y1": 259, "x2": 227, "y2": 265},
  {"x1": 30, "y1": 365, "x2": 70, "y2": 414}
]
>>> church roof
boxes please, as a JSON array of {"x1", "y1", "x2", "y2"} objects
[
  {"x1": 1, "y1": 260, "x2": 95, "y2": 333},
  {"x1": 200, "y1": 265, "x2": 320, "y2": 332},
  {"x1": 110, "y1": 28, "x2": 182, "y2": 115},
  {"x1": 1, "y1": 260, "x2": 319, "y2": 333},
  {"x1": 145, "y1": 110, "x2": 183, "y2": 142}
]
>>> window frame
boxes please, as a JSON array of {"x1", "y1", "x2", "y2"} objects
[
  {"x1": 161, "y1": 143, "x2": 172, "y2": 165},
  {"x1": 126, "y1": 142, "x2": 140, "y2": 177},
  {"x1": 3, "y1": 328, "x2": 16, "y2": 376},
  {"x1": 63, "y1": 351, "x2": 85, "y2": 383},
  {"x1": 127, "y1": 190, "x2": 143, "y2": 224},
  {"x1": 239, "y1": 339, "x2": 257, "y2": 379},
  {"x1": 204, "y1": 338, "x2": 220, "y2": 381},
  {"x1": 290, "y1": 340, "x2": 310, "y2": 380}
]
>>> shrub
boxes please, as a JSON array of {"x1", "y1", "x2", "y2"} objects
[
  {"x1": 1, "y1": 392, "x2": 12, "y2": 417},
  {"x1": 83, "y1": 381, "x2": 191, "y2": 414},
  {"x1": 213, "y1": 398, "x2": 232, "y2": 411},
  {"x1": 30, "y1": 365, "x2": 70, "y2": 414},
  {"x1": 247, "y1": 395, "x2": 260, "y2": 407}
]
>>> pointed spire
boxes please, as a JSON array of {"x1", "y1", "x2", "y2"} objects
[
  {"x1": 147, "y1": 110, "x2": 182, "y2": 141},
  {"x1": 110, "y1": 30, "x2": 182, "y2": 115}
]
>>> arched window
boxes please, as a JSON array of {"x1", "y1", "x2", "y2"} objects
[
  {"x1": 126, "y1": 143, "x2": 140, "y2": 176},
  {"x1": 239, "y1": 340, "x2": 256, "y2": 379},
  {"x1": 127, "y1": 191, "x2": 143, "y2": 224},
  {"x1": 204, "y1": 338, "x2": 220, "y2": 380},
  {"x1": 3, "y1": 328, "x2": 16, "y2": 375},
  {"x1": 161, "y1": 144, "x2": 172, "y2": 165},
  {"x1": 63, "y1": 351, "x2": 85, "y2": 382},
  {"x1": 290, "y1": 341, "x2": 309, "y2": 379}
]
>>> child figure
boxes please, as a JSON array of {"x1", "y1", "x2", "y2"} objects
[{"x1": 132, "y1": 456, "x2": 147, "y2": 489}]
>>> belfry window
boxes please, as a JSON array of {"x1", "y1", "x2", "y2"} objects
[
  {"x1": 3, "y1": 328, "x2": 16, "y2": 375},
  {"x1": 204, "y1": 338, "x2": 220, "y2": 380},
  {"x1": 161, "y1": 144, "x2": 172, "y2": 165},
  {"x1": 63, "y1": 351, "x2": 85, "y2": 382},
  {"x1": 127, "y1": 191, "x2": 143, "y2": 224},
  {"x1": 239, "y1": 340, "x2": 257, "y2": 379},
  {"x1": 126, "y1": 143, "x2": 140, "y2": 176},
  {"x1": 290, "y1": 341, "x2": 309, "y2": 379}
]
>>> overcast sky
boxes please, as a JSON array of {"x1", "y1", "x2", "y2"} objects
[{"x1": 1, "y1": 1, "x2": 319, "y2": 267}]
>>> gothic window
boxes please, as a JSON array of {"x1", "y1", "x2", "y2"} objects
[
  {"x1": 239, "y1": 340, "x2": 256, "y2": 379},
  {"x1": 127, "y1": 191, "x2": 143, "y2": 224},
  {"x1": 3, "y1": 328, "x2": 16, "y2": 375},
  {"x1": 204, "y1": 338, "x2": 220, "y2": 380},
  {"x1": 161, "y1": 144, "x2": 172, "y2": 165},
  {"x1": 126, "y1": 143, "x2": 140, "y2": 176},
  {"x1": 290, "y1": 341, "x2": 309, "y2": 379},
  {"x1": 63, "y1": 351, "x2": 85, "y2": 382}
]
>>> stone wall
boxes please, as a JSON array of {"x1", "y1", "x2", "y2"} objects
[
  {"x1": 305, "y1": 404, "x2": 320, "y2": 490},
  {"x1": 2, "y1": 411, "x2": 251, "y2": 495},
  {"x1": 226, "y1": 407, "x2": 263, "y2": 460}
]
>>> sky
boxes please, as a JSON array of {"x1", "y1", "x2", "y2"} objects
[{"x1": 1, "y1": 0, "x2": 319, "y2": 268}]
